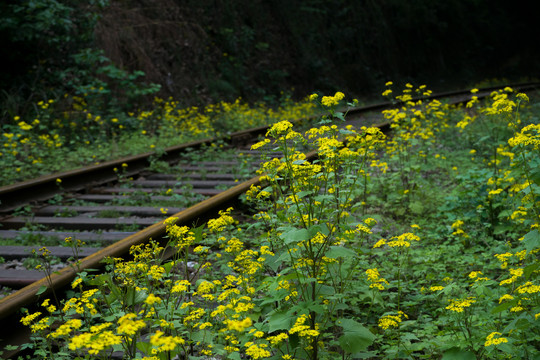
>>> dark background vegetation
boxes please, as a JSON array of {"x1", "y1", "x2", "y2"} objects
[{"x1": 1, "y1": 0, "x2": 538, "y2": 123}]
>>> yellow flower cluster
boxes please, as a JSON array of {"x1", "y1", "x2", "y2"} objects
[
  {"x1": 319, "y1": 92, "x2": 345, "y2": 107},
  {"x1": 482, "y1": 90, "x2": 516, "y2": 115},
  {"x1": 445, "y1": 297, "x2": 476, "y2": 312},
  {"x1": 49, "y1": 319, "x2": 83, "y2": 338},
  {"x1": 69, "y1": 328, "x2": 122, "y2": 355},
  {"x1": 289, "y1": 314, "x2": 320, "y2": 338},
  {"x1": 484, "y1": 332, "x2": 508, "y2": 347},
  {"x1": 378, "y1": 311, "x2": 408, "y2": 330},
  {"x1": 374, "y1": 232, "x2": 420, "y2": 248},
  {"x1": 365, "y1": 268, "x2": 389, "y2": 290},
  {"x1": 508, "y1": 123, "x2": 540, "y2": 150},
  {"x1": 207, "y1": 207, "x2": 236, "y2": 232},
  {"x1": 499, "y1": 267, "x2": 524, "y2": 285},
  {"x1": 63, "y1": 289, "x2": 99, "y2": 315},
  {"x1": 226, "y1": 317, "x2": 253, "y2": 332},
  {"x1": 150, "y1": 331, "x2": 185, "y2": 352},
  {"x1": 117, "y1": 313, "x2": 146, "y2": 336},
  {"x1": 451, "y1": 219, "x2": 469, "y2": 238},
  {"x1": 244, "y1": 342, "x2": 271, "y2": 359}
]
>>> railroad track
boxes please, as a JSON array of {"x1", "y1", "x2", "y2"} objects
[{"x1": 0, "y1": 82, "x2": 538, "y2": 358}]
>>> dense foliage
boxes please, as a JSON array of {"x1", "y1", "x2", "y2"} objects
[
  {"x1": 14, "y1": 86, "x2": 540, "y2": 359},
  {"x1": 1, "y1": 0, "x2": 537, "y2": 129}
]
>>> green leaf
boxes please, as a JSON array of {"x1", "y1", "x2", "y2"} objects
[
  {"x1": 281, "y1": 228, "x2": 309, "y2": 244},
  {"x1": 36, "y1": 285, "x2": 47, "y2": 296},
  {"x1": 523, "y1": 229, "x2": 540, "y2": 251},
  {"x1": 317, "y1": 285, "x2": 335, "y2": 296},
  {"x1": 491, "y1": 299, "x2": 517, "y2": 314},
  {"x1": 326, "y1": 246, "x2": 357, "y2": 259},
  {"x1": 336, "y1": 318, "x2": 375, "y2": 353},
  {"x1": 441, "y1": 347, "x2": 476, "y2": 360},
  {"x1": 529, "y1": 167, "x2": 540, "y2": 185},
  {"x1": 524, "y1": 262, "x2": 540, "y2": 279},
  {"x1": 267, "y1": 309, "x2": 295, "y2": 332},
  {"x1": 136, "y1": 340, "x2": 152, "y2": 354},
  {"x1": 409, "y1": 201, "x2": 424, "y2": 215},
  {"x1": 334, "y1": 112, "x2": 345, "y2": 121},
  {"x1": 296, "y1": 190, "x2": 312, "y2": 198},
  {"x1": 191, "y1": 330, "x2": 212, "y2": 343}
]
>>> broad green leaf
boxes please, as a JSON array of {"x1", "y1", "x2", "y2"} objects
[
  {"x1": 523, "y1": 229, "x2": 540, "y2": 251},
  {"x1": 491, "y1": 299, "x2": 517, "y2": 314},
  {"x1": 191, "y1": 330, "x2": 212, "y2": 342},
  {"x1": 307, "y1": 223, "x2": 329, "y2": 237},
  {"x1": 267, "y1": 309, "x2": 295, "y2": 332},
  {"x1": 36, "y1": 285, "x2": 47, "y2": 296},
  {"x1": 281, "y1": 228, "x2": 309, "y2": 244},
  {"x1": 529, "y1": 167, "x2": 540, "y2": 185},
  {"x1": 136, "y1": 340, "x2": 152, "y2": 354},
  {"x1": 524, "y1": 262, "x2": 540, "y2": 279},
  {"x1": 336, "y1": 318, "x2": 375, "y2": 353},
  {"x1": 409, "y1": 201, "x2": 424, "y2": 215},
  {"x1": 441, "y1": 347, "x2": 476, "y2": 360},
  {"x1": 296, "y1": 190, "x2": 312, "y2": 198},
  {"x1": 326, "y1": 246, "x2": 357, "y2": 259},
  {"x1": 317, "y1": 285, "x2": 335, "y2": 296}
]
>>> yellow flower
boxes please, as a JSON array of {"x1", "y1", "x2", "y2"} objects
[
  {"x1": 446, "y1": 297, "x2": 476, "y2": 312},
  {"x1": 387, "y1": 232, "x2": 420, "y2": 247},
  {"x1": 172, "y1": 279, "x2": 191, "y2": 293},
  {"x1": 227, "y1": 317, "x2": 252, "y2": 332},
  {"x1": 484, "y1": 332, "x2": 508, "y2": 347},
  {"x1": 498, "y1": 294, "x2": 514, "y2": 303},
  {"x1": 373, "y1": 238, "x2": 386, "y2": 248},
  {"x1": 378, "y1": 311, "x2": 407, "y2": 330},
  {"x1": 49, "y1": 319, "x2": 82, "y2": 338},
  {"x1": 245, "y1": 343, "x2": 271, "y2": 359},
  {"x1": 267, "y1": 120, "x2": 293, "y2": 137},
  {"x1": 516, "y1": 281, "x2": 540, "y2": 294},
  {"x1": 117, "y1": 313, "x2": 146, "y2": 336},
  {"x1": 150, "y1": 330, "x2": 185, "y2": 352},
  {"x1": 365, "y1": 268, "x2": 389, "y2": 290},
  {"x1": 145, "y1": 293, "x2": 162, "y2": 305},
  {"x1": 429, "y1": 286, "x2": 444, "y2": 292},
  {"x1": 71, "y1": 277, "x2": 83, "y2": 289},
  {"x1": 289, "y1": 314, "x2": 319, "y2": 338},
  {"x1": 267, "y1": 333, "x2": 289, "y2": 346},
  {"x1": 21, "y1": 311, "x2": 42, "y2": 326}
]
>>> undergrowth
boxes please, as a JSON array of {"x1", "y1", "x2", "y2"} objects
[
  {"x1": 0, "y1": 96, "x2": 316, "y2": 186},
  {"x1": 10, "y1": 85, "x2": 540, "y2": 359}
]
